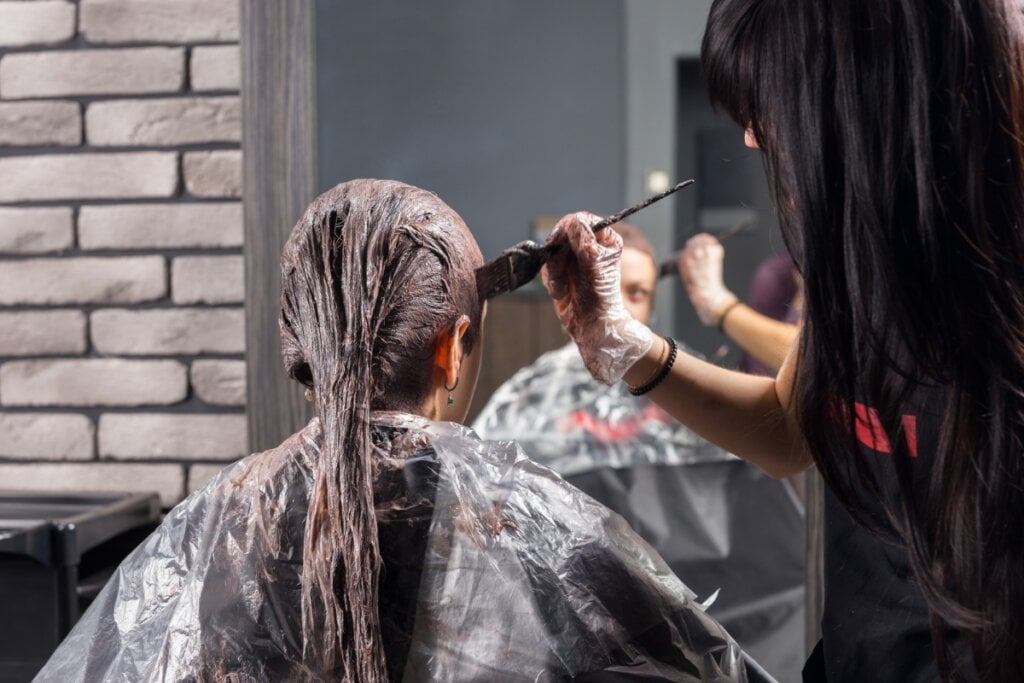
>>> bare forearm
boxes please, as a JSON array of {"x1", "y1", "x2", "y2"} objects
[
  {"x1": 624, "y1": 336, "x2": 812, "y2": 478},
  {"x1": 720, "y1": 303, "x2": 799, "y2": 373}
]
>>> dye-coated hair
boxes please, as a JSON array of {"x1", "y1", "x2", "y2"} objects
[
  {"x1": 704, "y1": 0, "x2": 1024, "y2": 678},
  {"x1": 279, "y1": 179, "x2": 483, "y2": 679}
]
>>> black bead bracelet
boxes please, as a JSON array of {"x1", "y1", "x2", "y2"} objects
[{"x1": 628, "y1": 336, "x2": 678, "y2": 396}]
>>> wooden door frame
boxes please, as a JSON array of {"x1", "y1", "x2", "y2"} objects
[{"x1": 240, "y1": 0, "x2": 316, "y2": 452}]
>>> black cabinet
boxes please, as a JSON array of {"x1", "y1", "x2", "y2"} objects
[{"x1": 0, "y1": 492, "x2": 161, "y2": 682}]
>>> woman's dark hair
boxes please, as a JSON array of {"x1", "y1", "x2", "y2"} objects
[
  {"x1": 704, "y1": 0, "x2": 1024, "y2": 678},
  {"x1": 278, "y1": 179, "x2": 483, "y2": 679}
]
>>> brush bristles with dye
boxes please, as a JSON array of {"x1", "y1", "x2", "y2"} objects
[{"x1": 476, "y1": 179, "x2": 695, "y2": 300}]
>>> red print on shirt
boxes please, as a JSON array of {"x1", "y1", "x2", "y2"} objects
[{"x1": 852, "y1": 402, "x2": 918, "y2": 458}]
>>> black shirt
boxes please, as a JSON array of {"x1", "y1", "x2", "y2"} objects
[{"x1": 806, "y1": 396, "x2": 976, "y2": 681}]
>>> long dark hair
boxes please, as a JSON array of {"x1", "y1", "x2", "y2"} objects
[
  {"x1": 703, "y1": 0, "x2": 1024, "y2": 678},
  {"x1": 278, "y1": 179, "x2": 483, "y2": 679}
]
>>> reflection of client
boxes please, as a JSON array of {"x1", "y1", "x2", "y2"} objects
[
  {"x1": 679, "y1": 233, "x2": 800, "y2": 374},
  {"x1": 39, "y1": 181, "x2": 767, "y2": 683},
  {"x1": 474, "y1": 222, "x2": 805, "y2": 682}
]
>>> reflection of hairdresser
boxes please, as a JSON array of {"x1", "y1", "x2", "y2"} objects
[
  {"x1": 678, "y1": 233, "x2": 799, "y2": 374},
  {"x1": 39, "y1": 181, "x2": 768, "y2": 682},
  {"x1": 474, "y1": 222, "x2": 805, "y2": 682}
]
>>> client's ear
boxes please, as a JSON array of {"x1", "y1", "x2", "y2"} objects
[{"x1": 434, "y1": 315, "x2": 472, "y2": 388}]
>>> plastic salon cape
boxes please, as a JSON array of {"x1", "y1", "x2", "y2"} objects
[
  {"x1": 474, "y1": 344, "x2": 805, "y2": 682},
  {"x1": 37, "y1": 411, "x2": 772, "y2": 682}
]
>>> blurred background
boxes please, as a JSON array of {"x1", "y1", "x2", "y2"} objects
[{"x1": 0, "y1": 1, "x2": 788, "y2": 679}]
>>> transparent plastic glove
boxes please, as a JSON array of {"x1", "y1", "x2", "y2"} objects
[
  {"x1": 542, "y1": 212, "x2": 654, "y2": 385},
  {"x1": 678, "y1": 233, "x2": 739, "y2": 326}
]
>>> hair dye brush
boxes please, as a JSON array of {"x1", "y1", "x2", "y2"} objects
[{"x1": 476, "y1": 179, "x2": 695, "y2": 300}]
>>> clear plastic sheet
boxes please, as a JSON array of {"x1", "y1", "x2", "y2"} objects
[
  {"x1": 37, "y1": 412, "x2": 772, "y2": 682},
  {"x1": 473, "y1": 344, "x2": 805, "y2": 681}
]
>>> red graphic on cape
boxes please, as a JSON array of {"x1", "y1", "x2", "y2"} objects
[{"x1": 555, "y1": 404, "x2": 671, "y2": 442}]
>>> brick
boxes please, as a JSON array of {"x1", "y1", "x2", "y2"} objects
[
  {"x1": 79, "y1": 202, "x2": 242, "y2": 249},
  {"x1": 0, "y1": 413, "x2": 93, "y2": 460},
  {"x1": 0, "y1": 1, "x2": 75, "y2": 48},
  {"x1": 0, "y1": 101, "x2": 80, "y2": 146},
  {"x1": 91, "y1": 308, "x2": 244, "y2": 355},
  {"x1": 81, "y1": 0, "x2": 238, "y2": 44},
  {"x1": 190, "y1": 45, "x2": 240, "y2": 91},
  {"x1": 0, "y1": 48, "x2": 183, "y2": 99},
  {"x1": 0, "y1": 462, "x2": 184, "y2": 507},
  {"x1": 1, "y1": 359, "x2": 187, "y2": 407},
  {"x1": 0, "y1": 311, "x2": 85, "y2": 356},
  {"x1": 86, "y1": 96, "x2": 240, "y2": 146},
  {"x1": 0, "y1": 256, "x2": 165, "y2": 305},
  {"x1": 172, "y1": 255, "x2": 243, "y2": 304},
  {"x1": 0, "y1": 207, "x2": 73, "y2": 253},
  {"x1": 183, "y1": 150, "x2": 241, "y2": 198},
  {"x1": 187, "y1": 462, "x2": 228, "y2": 493},
  {"x1": 0, "y1": 153, "x2": 177, "y2": 202},
  {"x1": 99, "y1": 413, "x2": 247, "y2": 461},
  {"x1": 190, "y1": 359, "x2": 245, "y2": 406}
]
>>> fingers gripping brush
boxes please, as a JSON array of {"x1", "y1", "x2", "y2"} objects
[{"x1": 476, "y1": 179, "x2": 695, "y2": 300}]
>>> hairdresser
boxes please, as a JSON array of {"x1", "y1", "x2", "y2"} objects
[
  {"x1": 678, "y1": 232, "x2": 799, "y2": 374},
  {"x1": 543, "y1": 0, "x2": 1024, "y2": 680}
]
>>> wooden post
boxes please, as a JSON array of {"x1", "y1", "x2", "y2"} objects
[
  {"x1": 806, "y1": 469, "x2": 826, "y2": 653},
  {"x1": 240, "y1": 0, "x2": 316, "y2": 452}
]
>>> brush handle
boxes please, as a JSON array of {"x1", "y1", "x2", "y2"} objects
[{"x1": 590, "y1": 179, "x2": 695, "y2": 233}]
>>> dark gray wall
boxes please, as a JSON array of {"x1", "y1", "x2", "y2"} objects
[{"x1": 314, "y1": 0, "x2": 624, "y2": 260}]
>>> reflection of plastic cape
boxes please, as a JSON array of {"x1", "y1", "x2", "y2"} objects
[
  {"x1": 473, "y1": 344, "x2": 805, "y2": 682},
  {"x1": 38, "y1": 412, "x2": 772, "y2": 682}
]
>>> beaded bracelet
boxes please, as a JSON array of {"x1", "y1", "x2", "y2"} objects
[
  {"x1": 628, "y1": 336, "x2": 678, "y2": 396},
  {"x1": 717, "y1": 300, "x2": 742, "y2": 332}
]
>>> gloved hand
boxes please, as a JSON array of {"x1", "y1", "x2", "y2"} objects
[
  {"x1": 678, "y1": 233, "x2": 739, "y2": 326},
  {"x1": 542, "y1": 212, "x2": 654, "y2": 384}
]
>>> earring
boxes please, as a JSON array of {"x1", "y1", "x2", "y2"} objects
[
  {"x1": 304, "y1": 387, "x2": 314, "y2": 402},
  {"x1": 444, "y1": 377, "x2": 459, "y2": 408}
]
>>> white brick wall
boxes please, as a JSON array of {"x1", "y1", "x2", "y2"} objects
[
  {"x1": 190, "y1": 360, "x2": 245, "y2": 406},
  {"x1": 0, "y1": 101, "x2": 80, "y2": 146},
  {"x1": 0, "y1": 256, "x2": 166, "y2": 304},
  {"x1": 0, "y1": 462, "x2": 184, "y2": 506},
  {"x1": 91, "y1": 308, "x2": 245, "y2": 354},
  {"x1": 0, "y1": 207, "x2": 74, "y2": 253},
  {"x1": 0, "y1": 2, "x2": 76, "y2": 48},
  {"x1": 99, "y1": 413, "x2": 247, "y2": 460},
  {"x1": 0, "y1": 311, "x2": 86, "y2": 355},
  {"x1": 79, "y1": 203, "x2": 242, "y2": 249},
  {"x1": 0, "y1": 48, "x2": 185, "y2": 98},
  {"x1": 0, "y1": 0, "x2": 246, "y2": 509},
  {"x1": 172, "y1": 255, "x2": 244, "y2": 304},
  {"x1": 183, "y1": 150, "x2": 241, "y2": 198},
  {"x1": 190, "y1": 46, "x2": 240, "y2": 92},
  {"x1": 0, "y1": 152, "x2": 178, "y2": 202},
  {"x1": 0, "y1": 413, "x2": 93, "y2": 460},
  {"x1": 0, "y1": 359, "x2": 188, "y2": 406},
  {"x1": 86, "y1": 96, "x2": 240, "y2": 146},
  {"x1": 80, "y1": 0, "x2": 239, "y2": 44}
]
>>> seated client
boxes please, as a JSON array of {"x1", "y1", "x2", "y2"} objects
[{"x1": 38, "y1": 180, "x2": 769, "y2": 682}]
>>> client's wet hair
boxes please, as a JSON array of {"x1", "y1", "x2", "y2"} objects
[{"x1": 279, "y1": 179, "x2": 483, "y2": 679}]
